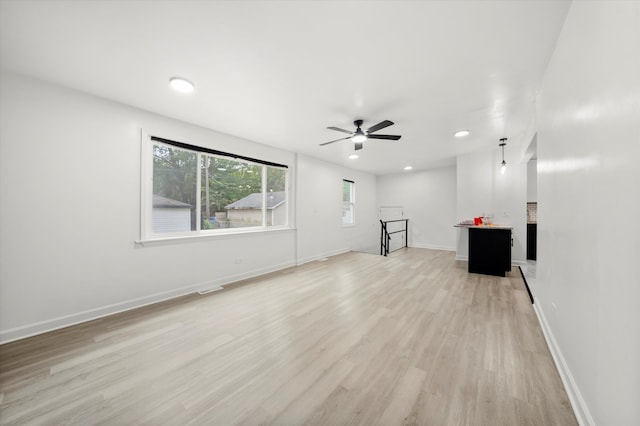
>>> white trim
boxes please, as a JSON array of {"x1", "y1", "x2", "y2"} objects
[
  {"x1": 261, "y1": 165, "x2": 267, "y2": 226},
  {"x1": 140, "y1": 129, "x2": 153, "y2": 240},
  {"x1": 454, "y1": 254, "x2": 526, "y2": 269},
  {"x1": 0, "y1": 260, "x2": 295, "y2": 345},
  {"x1": 136, "y1": 225, "x2": 295, "y2": 246},
  {"x1": 296, "y1": 248, "x2": 350, "y2": 266},
  {"x1": 0, "y1": 281, "x2": 205, "y2": 344},
  {"x1": 409, "y1": 243, "x2": 456, "y2": 252},
  {"x1": 211, "y1": 260, "x2": 296, "y2": 290},
  {"x1": 533, "y1": 301, "x2": 594, "y2": 426},
  {"x1": 195, "y1": 151, "x2": 202, "y2": 230}
]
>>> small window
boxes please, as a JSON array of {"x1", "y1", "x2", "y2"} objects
[{"x1": 343, "y1": 179, "x2": 355, "y2": 225}]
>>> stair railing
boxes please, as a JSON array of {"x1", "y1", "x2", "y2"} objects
[{"x1": 380, "y1": 219, "x2": 409, "y2": 256}]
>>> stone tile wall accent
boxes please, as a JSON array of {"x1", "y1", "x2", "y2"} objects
[{"x1": 527, "y1": 202, "x2": 538, "y2": 222}]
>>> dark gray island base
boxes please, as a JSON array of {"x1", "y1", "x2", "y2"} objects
[{"x1": 456, "y1": 225, "x2": 513, "y2": 277}]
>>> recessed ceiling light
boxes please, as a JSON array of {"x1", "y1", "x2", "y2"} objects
[
  {"x1": 454, "y1": 130, "x2": 470, "y2": 137},
  {"x1": 169, "y1": 77, "x2": 195, "y2": 93},
  {"x1": 348, "y1": 154, "x2": 359, "y2": 160},
  {"x1": 404, "y1": 166, "x2": 413, "y2": 171}
]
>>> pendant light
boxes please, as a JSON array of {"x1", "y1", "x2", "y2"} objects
[{"x1": 499, "y1": 138, "x2": 507, "y2": 174}]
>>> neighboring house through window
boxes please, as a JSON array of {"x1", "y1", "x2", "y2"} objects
[{"x1": 152, "y1": 194, "x2": 194, "y2": 233}]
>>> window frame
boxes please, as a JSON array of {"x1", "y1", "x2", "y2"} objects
[
  {"x1": 342, "y1": 179, "x2": 355, "y2": 226},
  {"x1": 140, "y1": 131, "x2": 289, "y2": 242}
]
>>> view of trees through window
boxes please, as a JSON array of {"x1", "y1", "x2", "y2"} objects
[
  {"x1": 152, "y1": 145, "x2": 197, "y2": 233},
  {"x1": 151, "y1": 142, "x2": 287, "y2": 234}
]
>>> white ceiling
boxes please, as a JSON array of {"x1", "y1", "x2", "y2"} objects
[{"x1": 0, "y1": 0, "x2": 570, "y2": 175}]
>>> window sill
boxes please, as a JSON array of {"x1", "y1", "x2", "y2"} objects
[{"x1": 135, "y1": 226, "x2": 295, "y2": 247}]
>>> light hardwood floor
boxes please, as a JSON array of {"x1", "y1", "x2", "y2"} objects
[{"x1": 0, "y1": 249, "x2": 577, "y2": 425}]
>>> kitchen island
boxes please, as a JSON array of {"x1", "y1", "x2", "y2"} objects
[
  {"x1": 527, "y1": 222, "x2": 537, "y2": 260},
  {"x1": 455, "y1": 224, "x2": 513, "y2": 277}
]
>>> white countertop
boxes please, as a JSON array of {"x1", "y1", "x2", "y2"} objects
[{"x1": 454, "y1": 224, "x2": 513, "y2": 230}]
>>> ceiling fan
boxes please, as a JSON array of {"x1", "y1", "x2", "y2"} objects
[{"x1": 320, "y1": 119, "x2": 401, "y2": 151}]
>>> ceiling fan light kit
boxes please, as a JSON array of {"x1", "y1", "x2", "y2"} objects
[
  {"x1": 320, "y1": 119, "x2": 401, "y2": 151},
  {"x1": 352, "y1": 129, "x2": 367, "y2": 143}
]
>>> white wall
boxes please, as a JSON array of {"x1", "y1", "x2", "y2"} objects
[
  {"x1": 0, "y1": 72, "x2": 298, "y2": 343},
  {"x1": 296, "y1": 154, "x2": 378, "y2": 263},
  {"x1": 0, "y1": 72, "x2": 395, "y2": 343},
  {"x1": 455, "y1": 147, "x2": 527, "y2": 263},
  {"x1": 376, "y1": 166, "x2": 456, "y2": 251},
  {"x1": 536, "y1": 2, "x2": 640, "y2": 425},
  {"x1": 527, "y1": 159, "x2": 537, "y2": 202}
]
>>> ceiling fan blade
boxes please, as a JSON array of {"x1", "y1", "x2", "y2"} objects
[
  {"x1": 327, "y1": 126, "x2": 353, "y2": 134},
  {"x1": 367, "y1": 134, "x2": 401, "y2": 140},
  {"x1": 354, "y1": 142, "x2": 363, "y2": 151},
  {"x1": 366, "y1": 120, "x2": 394, "y2": 134},
  {"x1": 319, "y1": 136, "x2": 350, "y2": 146}
]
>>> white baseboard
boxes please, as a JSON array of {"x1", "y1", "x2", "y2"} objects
[
  {"x1": 205, "y1": 260, "x2": 296, "y2": 291},
  {"x1": 0, "y1": 260, "x2": 295, "y2": 345},
  {"x1": 408, "y1": 243, "x2": 456, "y2": 252},
  {"x1": 533, "y1": 302, "x2": 594, "y2": 426},
  {"x1": 453, "y1": 255, "x2": 525, "y2": 268},
  {"x1": 296, "y1": 248, "x2": 349, "y2": 266}
]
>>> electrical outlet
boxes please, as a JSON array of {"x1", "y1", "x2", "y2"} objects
[{"x1": 551, "y1": 302, "x2": 558, "y2": 316}]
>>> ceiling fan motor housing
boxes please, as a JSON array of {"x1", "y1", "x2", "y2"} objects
[{"x1": 320, "y1": 119, "x2": 401, "y2": 149}]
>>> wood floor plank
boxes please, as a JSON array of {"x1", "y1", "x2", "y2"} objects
[{"x1": 0, "y1": 249, "x2": 577, "y2": 425}]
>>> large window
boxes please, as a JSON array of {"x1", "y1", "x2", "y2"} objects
[
  {"x1": 343, "y1": 179, "x2": 355, "y2": 225},
  {"x1": 143, "y1": 135, "x2": 288, "y2": 239}
]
